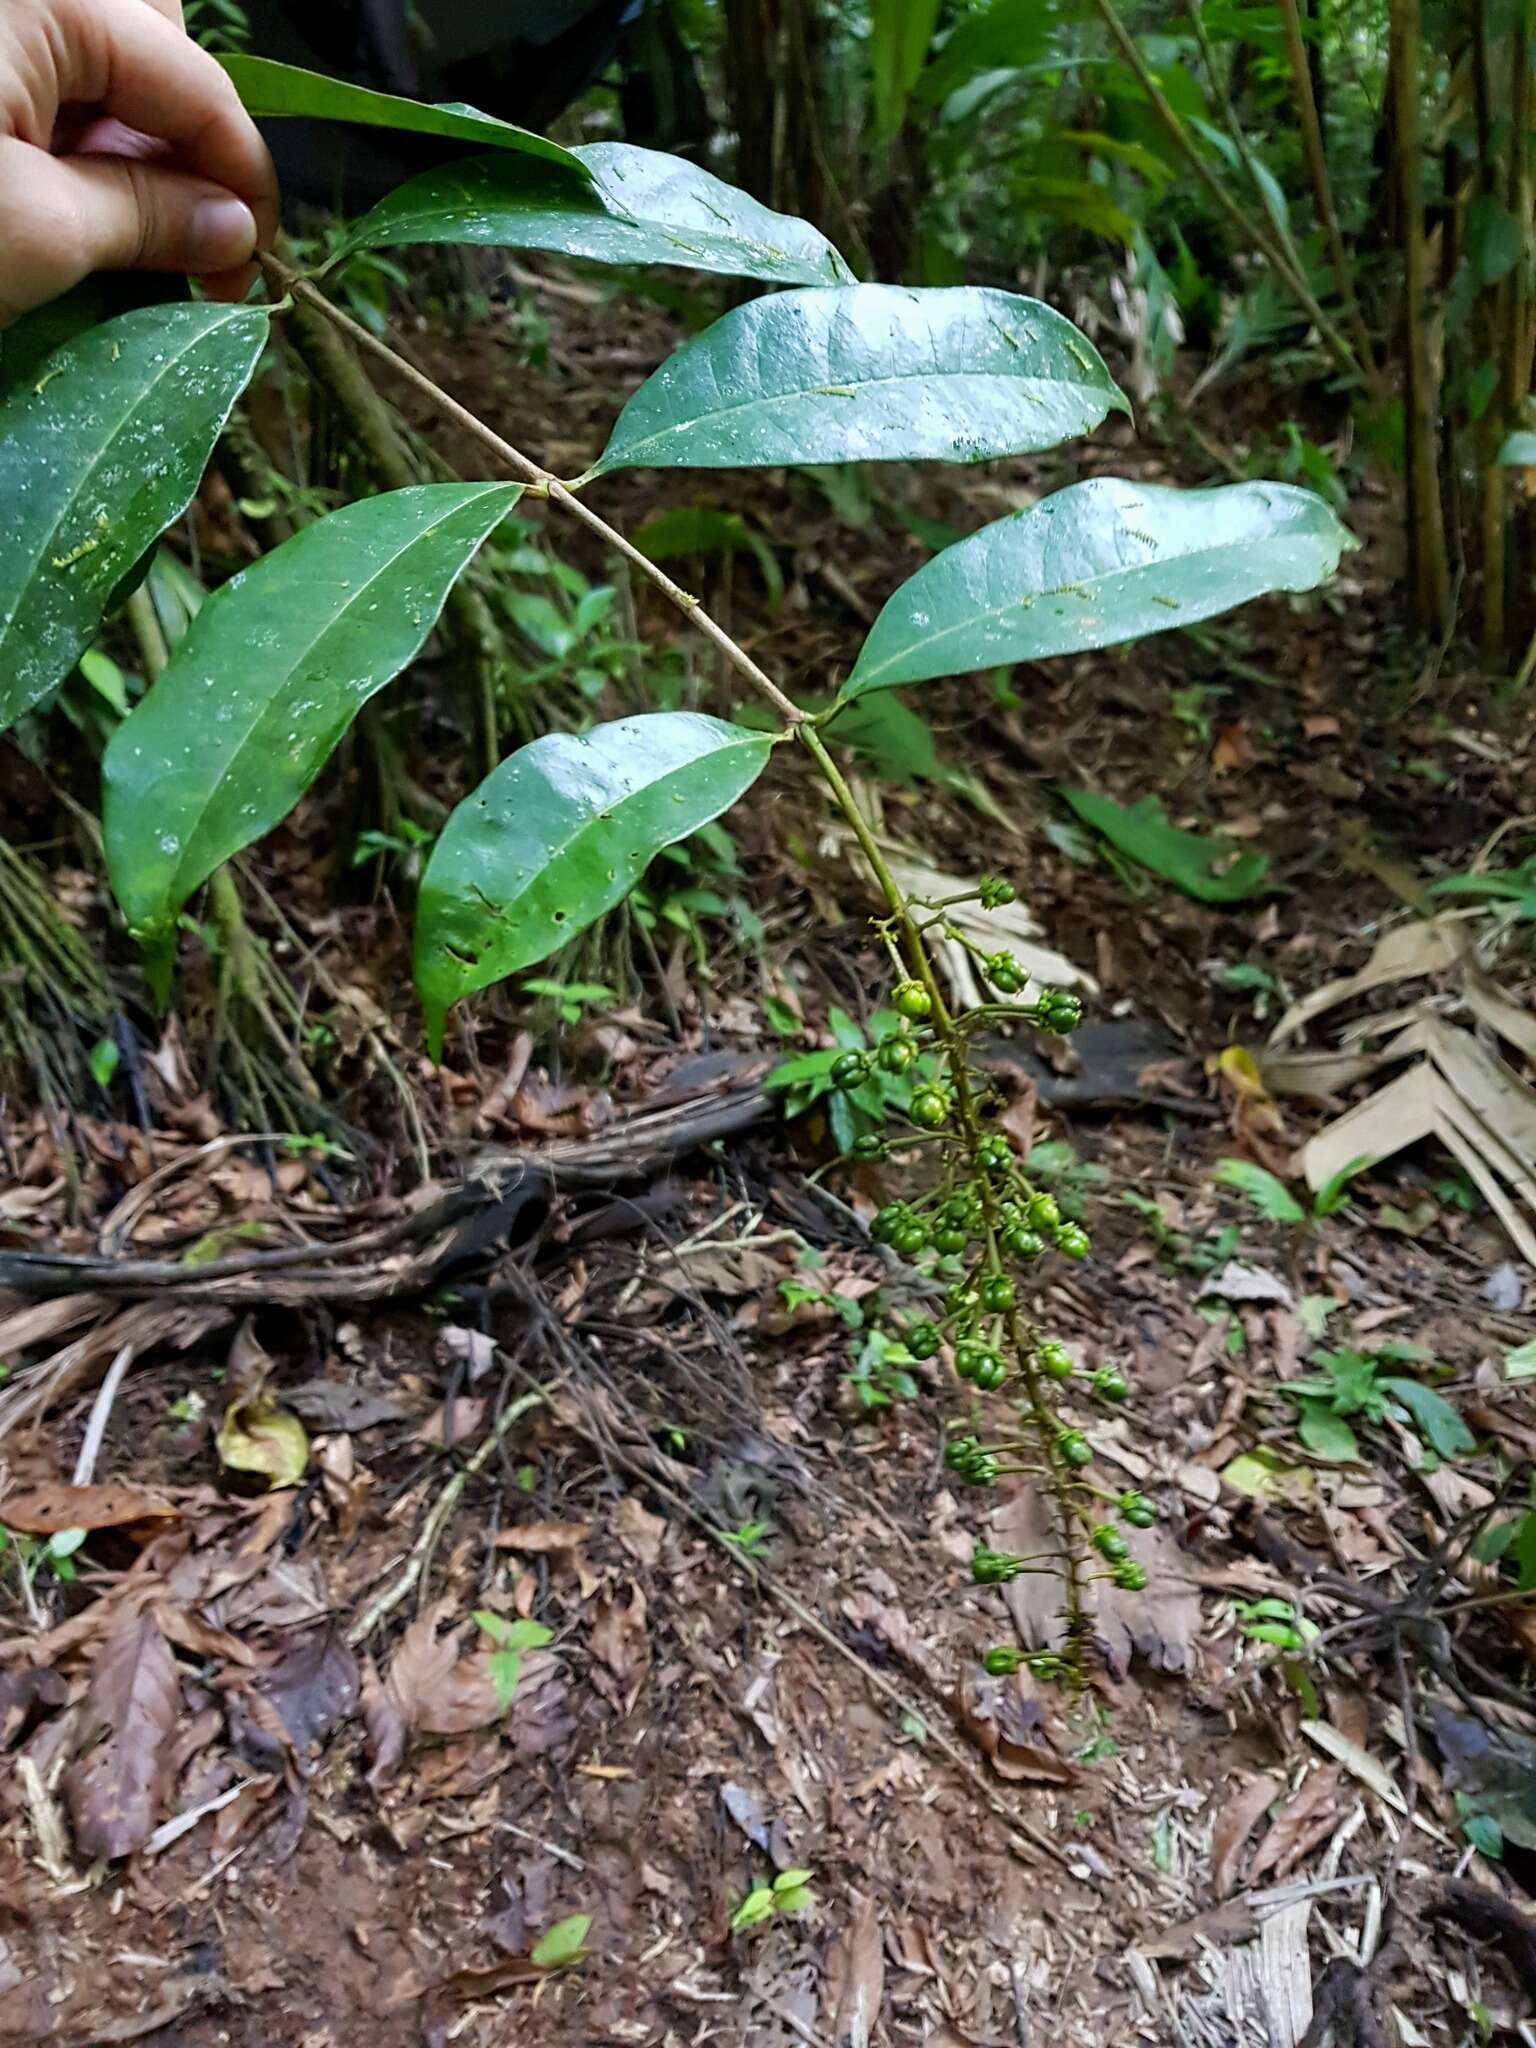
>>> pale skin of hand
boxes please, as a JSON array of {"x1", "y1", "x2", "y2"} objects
[{"x1": 0, "y1": 0, "x2": 278, "y2": 327}]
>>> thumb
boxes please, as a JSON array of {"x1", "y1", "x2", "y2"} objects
[{"x1": 43, "y1": 152, "x2": 258, "y2": 280}]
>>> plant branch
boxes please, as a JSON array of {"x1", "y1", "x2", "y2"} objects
[{"x1": 258, "y1": 254, "x2": 805, "y2": 730}]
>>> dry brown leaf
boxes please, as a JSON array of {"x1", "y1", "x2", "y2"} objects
[
  {"x1": 496, "y1": 1521, "x2": 593, "y2": 1553},
  {"x1": 1211, "y1": 1770, "x2": 1285, "y2": 1898},
  {"x1": 1249, "y1": 1766, "x2": 1344, "y2": 1881},
  {"x1": 613, "y1": 1494, "x2": 667, "y2": 1568},
  {"x1": 1138, "y1": 1897, "x2": 1260, "y2": 1960},
  {"x1": 953, "y1": 1676, "x2": 1076, "y2": 1785},
  {"x1": 64, "y1": 1613, "x2": 180, "y2": 1859},
  {"x1": 0, "y1": 1482, "x2": 178, "y2": 1535},
  {"x1": 588, "y1": 1584, "x2": 649, "y2": 1709},
  {"x1": 824, "y1": 1890, "x2": 885, "y2": 2048},
  {"x1": 996, "y1": 1490, "x2": 1201, "y2": 1676}
]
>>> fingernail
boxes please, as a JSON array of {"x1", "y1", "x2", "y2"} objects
[{"x1": 190, "y1": 196, "x2": 257, "y2": 270}]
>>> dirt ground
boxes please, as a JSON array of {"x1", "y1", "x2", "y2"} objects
[{"x1": 3, "y1": 262, "x2": 1536, "y2": 2047}]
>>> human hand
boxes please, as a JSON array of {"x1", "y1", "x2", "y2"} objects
[{"x1": 0, "y1": 0, "x2": 278, "y2": 327}]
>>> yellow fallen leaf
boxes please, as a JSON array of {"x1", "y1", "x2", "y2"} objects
[{"x1": 216, "y1": 1396, "x2": 309, "y2": 1490}]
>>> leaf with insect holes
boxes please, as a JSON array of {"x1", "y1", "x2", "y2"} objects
[
  {"x1": 839, "y1": 480, "x2": 1352, "y2": 700},
  {"x1": 589, "y1": 285, "x2": 1126, "y2": 476},
  {"x1": 0, "y1": 302, "x2": 267, "y2": 734},
  {"x1": 1214, "y1": 1158, "x2": 1307, "y2": 1223},
  {"x1": 472, "y1": 1612, "x2": 553, "y2": 1712},
  {"x1": 104, "y1": 484, "x2": 520, "y2": 948},
  {"x1": 414, "y1": 713, "x2": 773, "y2": 1055},
  {"x1": 339, "y1": 142, "x2": 854, "y2": 287},
  {"x1": 1380, "y1": 1378, "x2": 1475, "y2": 1459},
  {"x1": 220, "y1": 54, "x2": 582, "y2": 172}
]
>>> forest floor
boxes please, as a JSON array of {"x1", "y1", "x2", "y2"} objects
[{"x1": 2, "y1": 265, "x2": 1536, "y2": 2048}]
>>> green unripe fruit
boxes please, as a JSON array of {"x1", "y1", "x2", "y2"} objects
[
  {"x1": 1055, "y1": 1223, "x2": 1091, "y2": 1260},
  {"x1": 1118, "y1": 1491, "x2": 1157, "y2": 1528},
  {"x1": 878, "y1": 1035, "x2": 916, "y2": 1074},
  {"x1": 872, "y1": 1203, "x2": 906, "y2": 1244},
  {"x1": 1043, "y1": 989, "x2": 1082, "y2": 1032},
  {"x1": 933, "y1": 1225, "x2": 968, "y2": 1255},
  {"x1": 1025, "y1": 1192, "x2": 1061, "y2": 1230},
  {"x1": 980, "y1": 1274, "x2": 1015, "y2": 1312},
  {"x1": 1056, "y1": 1429, "x2": 1092, "y2": 1468},
  {"x1": 1091, "y1": 1367, "x2": 1129, "y2": 1402},
  {"x1": 1026, "y1": 1653, "x2": 1063, "y2": 1679},
  {"x1": 830, "y1": 1050, "x2": 869, "y2": 1089},
  {"x1": 1004, "y1": 1226, "x2": 1046, "y2": 1261},
  {"x1": 943, "y1": 1434, "x2": 981, "y2": 1472},
  {"x1": 973, "y1": 1354, "x2": 1009, "y2": 1392},
  {"x1": 982, "y1": 1645, "x2": 1025, "y2": 1675},
  {"x1": 1112, "y1": 1560, "x2": 1148, "y2": 1592},
  {"x1": 906, "y1": 1320, "x2": 941, "y2": 1360},
  {"x1": 954, "y1": 1343, "x2": 987, "y2": 1383},
  {"x1": 978, "y1": 876, "x2": 1016, "y2": 909},
  {"x1": 1092, "y1": 1526, "x2": 1129, "y2": 1562},
  {"x1": 850, "y1": 1133, "x2": 888, "y2": 1162},
  {"x1": 892, "y1": 1218, "x2": 928, "y2": 1256},
  {"x1": 1036, "y1": 1339, "x2": 1074, "y2": 1380},
  {"x1": 984, "y1": 951, "x2": 1026, "y2": 994},
  {"x1": 893, "y1": 980, "x2": 932, "y2": 1020},
  {"x1": 909, "y1": 1086, "x2": 951, "y2": 1130},
  {"x1": 974, "y1": 1135, "x2": 1012, "y2": 1173}
]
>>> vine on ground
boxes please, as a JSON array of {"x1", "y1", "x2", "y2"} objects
[{"x1": 0, "y1": 61, "x2": 1355, "y2": 1673}]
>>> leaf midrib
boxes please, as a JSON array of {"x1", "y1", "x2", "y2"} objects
[
  {"x1": 604, "y1": 359, "x2": 1115, "y2": 472},
  {"x1": 2, "y1": 307, "x2": 261, "y2": 668},
  {"x1": 159, "y1": 489, "x2": 509, "y2": 913},
  {"x1": 849, "y1": 519, "x2": 1316, "y2": 693},
  {"x1": 454, "y1": 726, "x2": 769, "y2": 992}
]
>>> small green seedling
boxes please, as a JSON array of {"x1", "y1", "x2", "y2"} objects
[
  {"x1": 720, "y1": 1521, "x2": 773, "y2": 1559},
  {"x1": 730, "y1": 1868, "x2": 816, "y2": 1934},
  {"x1": 472, "y1": 1611, "x2": 553, "y2": 1711},
  {"x1": 1213, "y1": 1153, "x2": 1373, "y2": 1224}
]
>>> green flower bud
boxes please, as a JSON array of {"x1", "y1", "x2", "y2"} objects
[
  {"x1": 850, "y1": 1133, "x2": 888, "y2": 1162},
  {"x1": 1091, "y1": 1526, "x2": 1129, "y2": 1562},
  {"x1": 893, "y1": 980, "x2": 933, "y2": 1020},
  {"x1": 1036, "y1": 1339, "x2": 1074, "y2": 1380},
  {"x1": 1091, "y1": 1366, "x2": 1129, "y2": 1402},
  {"x1": 984, "y1": 951, "x2": 1026, "y2": 994},
  {"x1": 1112, "y1": 1560, "x2": 1148, "y2": 1592},
  {"x1": 1055, "y1": 1222, "x2": 1091, "y2": 1260},
  {"x1": 1025, "y1": 1192, "x2": 1061, "y2": 1230},
  {"x1": 980, "y1": 1274, "x2": 1015, "y2": 1312},
  {"x1": 1004, "y1": 1226, "x2": 1046, "y2": 1261},
  {"x1": 830, "y1": 1049, "x2": 869, "y2": 1089},
  {"x1": 971, "y1": 1546, "x2": 1025, "y2": 1585},
  {"x1": 982, "y1": 1645, "x2": 1025, "y2": 1675},
  {"x1": 1117, "y1": 1491, "x2": 1157, "y2": 1528},
  {"x1": 1056, "y1": 1429, "x2": 1092, "y2": 1469},
  {"x1": 877, "y1": 1035, "x2": 916, "y2": 1074},
  {"x1": 978, "y1": 877, "x2": 1016, "y2": 909}
]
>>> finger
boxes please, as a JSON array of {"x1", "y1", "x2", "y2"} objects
[
  {"x1": 137, "y1": 0, "x2": 187, "y2": 26},
  {"x1": 12, "y1": 148, "x2": 257, "y2": 304},
  {"x1": 50, "y1": 0, "x2": 277, "y2": 249}
]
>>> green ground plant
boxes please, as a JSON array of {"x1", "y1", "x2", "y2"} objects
[{"x1": 0, "y1": 55, "x2": 1354, "y2": 1672}]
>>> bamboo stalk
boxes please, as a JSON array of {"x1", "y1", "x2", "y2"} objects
[
  {"x1": 1276, "y1": 0, "x2": 1382, "y2": 386},
  {"x1": 1091, "y1": 0, "x2": 1365, "y2": 387},
  {"x1": 1391, "y1": 0, "x2": 1454, "y2": 634}
]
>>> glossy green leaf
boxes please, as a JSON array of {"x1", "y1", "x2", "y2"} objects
[
  {"x1": 0, "y1": 273, "x2": 180, "y2": 399},
  {"x1": 841, "y1": 479, "x2": 1352, "y2": 699},
  {"x1": 872, "y1": 0, "x2": 941, "y2": 139},
  {"x1": 415, "y1": 713, "x2": 773, "y2": 1053},
  {"x1": 589, "y1": 285, "x2": 1127, "y2": 477},
  {"x1": 104, "y1": 483, "x2": 520, "y2": 941},
  {"x1": 1381, "y1": 1378, "x2": 1475, "y2": 1459},
  {"x1": 220, "y1": 54, "x2": 582, "y2": 173},
  {"x1": 1297, "y1": 1403, "x2": 1359, "y2": 1464},
  {"x1": 1062, "y1": 789, "x2": 1271, "y2": 902},
  {"x1": 340, "y1": 143, "x2": 853, "y2": 287},
  {"x1": 0, "y1": 303, "x2": 267, "y2": 734}
]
